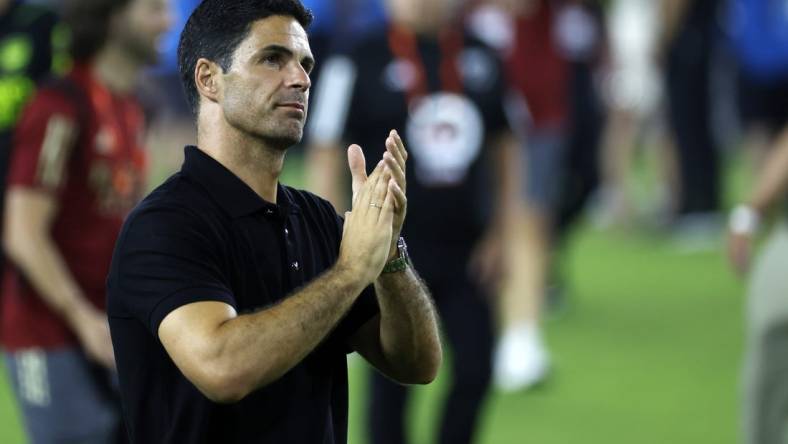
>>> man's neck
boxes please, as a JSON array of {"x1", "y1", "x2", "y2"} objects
[
  {"x1": 197, "y1": 125, "x2": 284, "y2": 204},
  {"x1": 92, "y1": 45, "x2": 142, "y2": 94}
]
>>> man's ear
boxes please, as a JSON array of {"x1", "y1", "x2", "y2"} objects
[{"x1": 194, "y1": 58, "x2": 222, "y2": 105}]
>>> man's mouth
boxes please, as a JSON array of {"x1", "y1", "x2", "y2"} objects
[{"x1": 277, "y1": 102, "x2": 305, "y2": 111}]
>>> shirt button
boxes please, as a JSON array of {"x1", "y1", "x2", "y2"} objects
[
  {"x1": 284, "y1": 228, "x2": 289, "y2": 236},
  {"x1": 291, "y1": 261, "x2": 299, "y2": 271},
  {"x1": 265, "y1": 209, "x2": 275, "y2": 216}
]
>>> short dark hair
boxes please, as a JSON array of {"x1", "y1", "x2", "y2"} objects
[
  {"x1": 177, "y1": 0, "x2": 313, "y2": 117},
  {"x1": 63, "y1": 0, "x2": 132, "y2": 61}
]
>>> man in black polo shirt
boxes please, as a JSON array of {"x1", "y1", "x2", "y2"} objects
[{"x1": 106, "y1": 0, "x2": 442, "y2": 442}]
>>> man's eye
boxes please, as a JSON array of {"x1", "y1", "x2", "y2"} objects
[{"x1": 263, "y1": 54, "x2": 282, "y2": 66}]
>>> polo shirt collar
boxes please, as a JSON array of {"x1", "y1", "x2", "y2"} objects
[{"x1": 181, "y1": 146, "x2": 300, "y2": 218}]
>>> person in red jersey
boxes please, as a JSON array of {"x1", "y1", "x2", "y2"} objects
[{"x1": 0, "y1": 0, "x2": 172, "y2": 442}]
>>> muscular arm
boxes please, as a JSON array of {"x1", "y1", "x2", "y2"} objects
[
  {"x1": 350, "y1": 269, "x2": 442, "y2": 384},
  {"x1": 343, "y1": 132, "x2": 441, "y2": 384},
  {"x1": 3, "y1": 188, "x2": 114, "y2": 366},
  {"x1": 158, "y1": 264, "x2": 367, "y2": 403},
  {"x1": 158, "y1": 162, "x2": 396, "y2": 403}
]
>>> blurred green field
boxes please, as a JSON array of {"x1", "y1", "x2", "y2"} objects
[
  {"x1": 0, "y1": 148, "x2": 747, "y2": 443},
  {"x1": 346, "y1": 226, "x2": 744, "y2": 444}
]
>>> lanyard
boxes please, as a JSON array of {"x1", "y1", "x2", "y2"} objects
[{"x1": 386, "y1": 24, "x2": 464, "y2": 107}]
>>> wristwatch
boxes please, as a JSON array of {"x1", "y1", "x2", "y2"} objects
[{"x1": 382, "y1": 237, "x2": 410, "y2": 273}]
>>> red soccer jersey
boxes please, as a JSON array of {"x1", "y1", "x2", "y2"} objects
[
  {"x1": 506, "y1": 1, "x2": 568, "y2": 130},
  {"x1": 1, "y1": 64, "x2": 147, "y2": 350}
]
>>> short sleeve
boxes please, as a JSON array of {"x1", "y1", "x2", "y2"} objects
[
  {"x1": 107, "y1": 203, "x2": 235, "y2": 336},
  {"x1": 8, "y1": 88, "x2": 79, "y2": 194}
]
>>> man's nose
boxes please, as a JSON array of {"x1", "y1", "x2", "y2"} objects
[{"x1": 287, "y1": 63, "x2": 311, "y2": 91}]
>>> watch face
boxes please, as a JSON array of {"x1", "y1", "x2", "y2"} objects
[{"x1": 397, "y1": 237, "x2": 409, "y2": 261}]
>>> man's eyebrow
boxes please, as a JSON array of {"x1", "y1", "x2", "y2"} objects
[
  {"x1": 257, "y1": 44, "x2": 293, "y2": 57},
  {"x1": 256, "y1": 44, "x2": 315, "y2": 67}
]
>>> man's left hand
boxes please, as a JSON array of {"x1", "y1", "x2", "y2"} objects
[{"x1": 348, "y1": 130, "x2": 408, "y2": 260}]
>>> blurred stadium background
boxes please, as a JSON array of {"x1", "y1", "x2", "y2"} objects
[
  {"x1": 0, "y1": 149, "x2": 749, "y2": 442},
  {"x1": 1, "y1": 0, "x2": 779, "y2": 442}
]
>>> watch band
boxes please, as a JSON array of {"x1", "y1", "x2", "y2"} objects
[
  {"x1": 382, "y1": 237, "x2": 410, "y2": 273},
  {"x1": 382, "y1": 257, "x2": 409, "y2": 273}
]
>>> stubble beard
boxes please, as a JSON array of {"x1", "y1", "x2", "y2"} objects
[
  {"x1": 224, "y1": 91, "x2": 306, "y2": 151},
  {"x1": 253, "y1": 112, "x2": 305, "y2": 152}
]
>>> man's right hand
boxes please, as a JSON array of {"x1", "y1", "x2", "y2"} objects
[
  {"x1": 72, "y1": 307, "x2": 116, "y2": 369},
  {"x1": 337, "y1": 157, "x2": 396, "y2": 286}
]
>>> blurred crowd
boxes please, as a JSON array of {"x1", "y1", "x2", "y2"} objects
[{"x1": 2, "y1": 0, "x2": 788, "y2": 443}]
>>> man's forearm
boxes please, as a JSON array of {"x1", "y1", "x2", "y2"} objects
[
  {"x1": 373, "y1": 268, "x2": 442, "y2": 383},
  {"x1": 203, "y1": 264, "x2": 367, "y2": 400}
]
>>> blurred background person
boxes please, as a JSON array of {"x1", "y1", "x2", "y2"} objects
[
  {"x1": 0, "y1": 0, "x2": 172, "y2": 442},
  {"x1": 468, "y1": 0, "x2": 567, "y2": 392},
  {"x1": 727, "y1": 0, "x2": 788, "y2": 175},
  {"x1": 660, "y1": 0, "x2": 723, "y2": 247},
  {"x1": 728, "y1": 130, "x2": 788, "y2": 444},
  {"x1": 133, "y1": 0, "x2": 200, "y2": 185},
  {"x1": 302, "y1": 0, "x2": 387, "y2": 78},
  {"x1": 552, "y1": 0, "x2": 606, "y2": 248},
  {"x1": 0, "y1": 0, "x2": 69, "y2": 303},
  {"x1": 595, "y1": 0, "x2": 667, "y2": 229},
  {"x1": 726, "y1": 0, "x2": 788, "y2": 442},
  {"x1": 473, "y1": 0, "x2": 608, "y2": 392},
  {"x1": 530, "y1": 0, "x2": 608, "y2": 330},
  {"x1": 305, "y1": 0, "x2": 519, "y2": 441}
]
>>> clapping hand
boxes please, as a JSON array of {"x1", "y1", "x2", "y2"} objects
[{"x1": 347, "y1": 130, "x2": 408, "y2": 259}]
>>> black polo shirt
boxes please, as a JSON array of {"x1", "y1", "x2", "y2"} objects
[{"x1": 107, "y1": 146, "x2": 378, "y2": 443}]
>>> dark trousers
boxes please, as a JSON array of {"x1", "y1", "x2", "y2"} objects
[
  {"x1": 666, "y1": 23, "x2": 720, "y2": 215},
  {"x1": 556, "y1": 61, "x2": 604, "y2": 239},
  {"x1": 368, "y1": 266, "x2": 494, "y2": 444}
]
